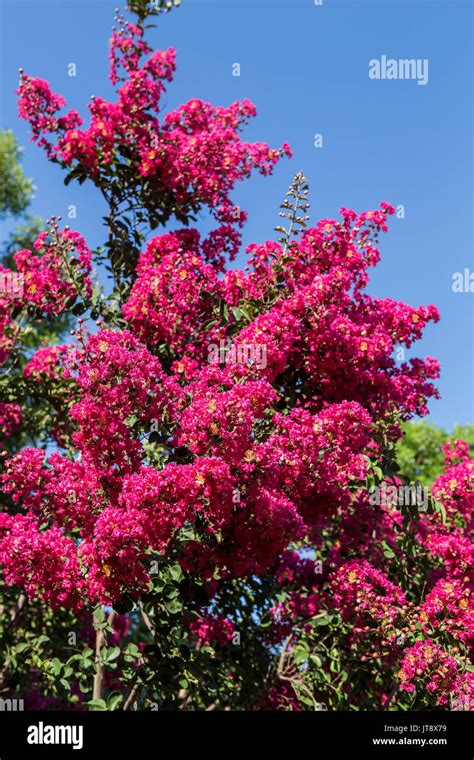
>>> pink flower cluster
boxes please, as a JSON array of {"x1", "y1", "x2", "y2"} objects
[
  {"x1": 420, "y1": 578, "x2": 472, "y2": 644},
  {"x1": 175, "y1": 368, "x2": 276, "y2": 466},
  {"x1": 109, "y1": 18, "x2": 152, "y2": 86},
  {"x1": 0, "y1": 511, "x2": 85, "y2": 610},
  {"x1": 16, "y1": 22, "x2": 290, "y2": 260},
  {"x1": 0, "y1": 402, "x2": 22, "y2": 438},
  {"x1": 190, "y1": 615, "x2": 236, "y2": 648},
  {"x1": 331, "y1": 559, "x2": 406, "y2": 627},
  {"x1": 397, "y1": 639, "x2": 460, "y2": 705},
  {"x1": 23, "y1": 344, "x2": 68, "y2": 381},
  {"x1": 16, "y1": 74, "x2": 69, "y2": 155},
  {"x1": 14, "y1": 227, "x2": 92, "y2": 315},
  {"x1": 122, "y1": 230, "x2": 224, "y2": 357}
]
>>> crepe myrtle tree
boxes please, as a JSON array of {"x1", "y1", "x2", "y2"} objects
[{"x1": 0, "y1": 1, "x2": 472, "y2": 711}]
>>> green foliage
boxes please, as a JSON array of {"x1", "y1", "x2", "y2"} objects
[
  {"x1": 0, "y1": 131, "x2": 35, "y2": 218},
  {"x1": 2, "y1": 214, "x2": 44, "y2": 265},
  {"x1": 396, "y1": 421, "x2": 474, "y2": 485},
  {"x1": 0, "y1": 580, "x2": 87, "y2": 708},
  {"x1": 127, "y1": 0, "x2": 181, "y2": 23}
]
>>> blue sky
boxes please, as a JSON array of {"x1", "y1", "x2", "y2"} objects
[{"x1": 0, "y1": 0, "x2": 472, "y2": 431}]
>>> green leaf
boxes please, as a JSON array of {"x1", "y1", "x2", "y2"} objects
[
  {"x1": 103, "y1": 647, "x2": 121, "y2": 664},
  {"x1": 71, "y1": 301, "x2": 87, "y2": 316},
  {"x1": 107, "y1": 692, "x2": 124, "y2": 711},
  {"x1": 434, "y1": 500, "x2": 447, "y2": 524},
  {"x1": 94, "y1": 606, "x2": 105, "y2": 625},
  {"x1": 164, "y1": 598, "x2": 183, "y2": 615},
  {"x1": 35, "y1": 635, "x2": 50, "y2": 647},
  {"x1": 169, "y1": 563, "x2": 184, "y2": 583},
  {"x1": 87, "y1": 698, "x2": 107, "y2": 711},
  {"x1": 293, "y1": 645, "x2": 309, "y2": 665},
  {"x1": 313, "y1": 612, "x2": 333, "y2": 627}
]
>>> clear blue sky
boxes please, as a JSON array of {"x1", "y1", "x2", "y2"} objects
[{"x1": 0, "y1": 0, "x2": 472, "y2": 431}]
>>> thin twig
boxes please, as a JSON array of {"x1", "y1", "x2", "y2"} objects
[
  {"x1": 92, "y1": 609, "x2": 116, "y2": 702},
  {"x1": 123, "y1": 681, "x2": 141, "y2": 711}
]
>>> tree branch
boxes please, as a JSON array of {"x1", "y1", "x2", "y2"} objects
[{"x1": 92, "y1": 609, "x2": 116, "y2": 702}]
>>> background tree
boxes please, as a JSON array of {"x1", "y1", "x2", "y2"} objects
[
  {"x1": 0, "y1": 129, "x2": 43, "y2": 263},
  {"x1": 396, "y1": 421, "x2": 474, "y2": 485}
]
